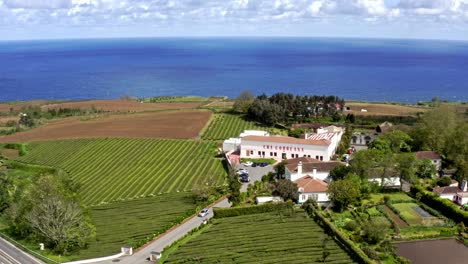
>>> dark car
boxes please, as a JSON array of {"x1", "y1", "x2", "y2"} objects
[
  {"x1": 240, "y1": 174, "x2": 250, "y2": 183},
  {"x1": 252, "y1": 162, "x2": 258, "y2": 167},
  {"x1": 260, "y1": 162, "x2": 268, "y2": 167}
]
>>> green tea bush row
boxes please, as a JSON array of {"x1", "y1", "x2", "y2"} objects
[{"x1": 213, "y1": 201, "x2": 294, "y2": 218}]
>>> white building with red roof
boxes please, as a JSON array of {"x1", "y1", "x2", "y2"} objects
[{"x1": 295, "y1": 175, "x2": 330, "y2": 204}]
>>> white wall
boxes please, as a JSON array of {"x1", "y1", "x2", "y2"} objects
[
  {"x1": 240, "y1": 139, "x2": 332, "y2": 162},
  {"x1": 298, "y1": 192, "x2": 329, "y2": 203},
  {"x1": 439, "y1": 193, "x2": 456, "y2": 201}
]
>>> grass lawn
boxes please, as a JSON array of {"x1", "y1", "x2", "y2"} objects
[
  {"x1": 392, "y1": 203, "x2": 424, "y2": 225},
  {"x1": 163, "y1": 211, "x2": 356, "y2": 264},
  {"x1": 363, "y1": 193, "x2": 415, "y2": 205}
]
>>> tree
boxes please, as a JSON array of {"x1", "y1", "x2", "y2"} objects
[
  {"x1": 369, "y1": 130, "x2": 412, "y2": 153},
  {"x1": 329, "y1": 165, "x2": 352, "y2": 181},
  {"x1": 19, "y1": 113, "x2": 34, "y2": 127},
  {"x1": 26, "y1": 196, "x2": 94, "y2": 254},
  {"x1": 274, "y1": 160, "x2": 288, "y2": 179},
  {"x1": 273, "y1": 180, "x2": 299, "y2": 202},
  {"x1": 395, "y1": 153, "x2": 417, "y2": 186},
  {"x1": 24, "y1": 175, "x2": 94, "y2": 254},
  {"x1": 327, "y1": 175, "x2": 362, "y2": 211},
  {"x1": 436, "y1": 176, "x2": 452, "y2": 187},
  {"x1": 233, "y1": 90, "x2": 255, "y2": 113},
  {"x1": 227, "y1": 169, "x2": 241, "y2": 205},
  {"x1": 416, "y1": 159, "x2": 437, "y2": 178}
]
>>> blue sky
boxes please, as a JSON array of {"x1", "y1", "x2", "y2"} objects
[{"x1": 1, "y1": 0, "x2": 468, "y2": 40}]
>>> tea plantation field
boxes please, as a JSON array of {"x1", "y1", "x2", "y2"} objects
[
  {"x1": 72, "y1": 193, "x2": 198, "y2": 260},
  {"x1": 17, "y1": 138, "x2": 226, "y2": 205},
  {"x1": 201, "y1": 114, "x2": 285, "y2": 140},
  {"x1": 164, "y1": 211, "x2": 356, "y2": 264}
]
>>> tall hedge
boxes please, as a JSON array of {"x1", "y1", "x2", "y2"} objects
[
  {"x1": 410, "y1": 185, "x2": 468, "y2": 225},
  {"x1": 213, "y1": 201, "x2": 294, "y2": 218}
]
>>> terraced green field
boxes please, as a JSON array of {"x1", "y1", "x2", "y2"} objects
[
  {"x1": 17, "y1": 138, "x2": 226, "y2": 205},
  {"x1": 73, "y1": 193, "x2": 198, "y2": 260},
  {"x1": 201, "y1": 114, "x2": 284, "y2": 140},
  {"x1": 164, "y1": 212, "x2": 356, "y2": 264}
]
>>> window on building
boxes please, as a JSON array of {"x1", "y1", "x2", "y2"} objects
[
  {"x1": 320, "y1": 156, "x2": 323, "y2": 161},
  {"x1": 250, "y1": 150, "x2": 253, "y2": 155},
  {"x1": 270, "y1": 152, "x2": 273, "y2": 156},
  {"x1": 308, "y1": 155, "x2": 311, "y2": 158},
  {"x1": 291, "y1": 154, "x2": 295, "y2": 158},
  {"x1": 262, "y1": 151, "x2": 265, "y2": 156},
  {"x1": 295, "y1": 154, "x2": 299, "y2": 158},
  {"x1": 301, "y1": 195, "x2": 306, "y2": 201},
  {"x1": 315, "y1": 155, "x2": 319, "y2": 160},
  {"x1": 274, "y1": 152, "x2": 277, "y2": 157},
  {"x1": 258, "y1": 151, "x2": 261, "y2": 156}
]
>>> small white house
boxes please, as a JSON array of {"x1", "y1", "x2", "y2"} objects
[
  {"x1": 416, "y1": 151, "x2": 442, "y2": 172},
  {"x1": 455, "y1": 181, "x2": 468, "y2": 206},
  {"x1": 255, "y1": 196, "x2": 284, "y2": 205},
  {"x1": 433, "y1": 186, "x2": 460, "y2": 201},
  {"x1": 295, "y1": 175, "x2": 329, "y2": 204}
]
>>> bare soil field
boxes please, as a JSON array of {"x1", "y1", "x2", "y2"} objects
[
  {"x1": 0, "y1": 116, "x2": 18, "y2": 125},
  {"x1": 344, "y1": 102, "x2": 428, "y2": 116},
  {"x1": 42, "y1": 100, "x2": 205, "y2": 112},
  {"x1": 0, "y1": 100, "x2": 50, "y2": 113},
  {"x1": 0, "y1": 110, "x2": 212, "y2": 142},
  {"x1": 395, "y1": 239, "x2": 468, "y2": 264},
  {"x1": 0, "y1": 148, "x2": 19, "y2": 158},
  {"x1": 203, "y1": 101, "x2": 234, "y2": 107}
]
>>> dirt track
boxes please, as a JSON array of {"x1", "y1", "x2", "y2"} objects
[
  {"x1": 42, "y1": 100, "x2": 205, "y2": 112},
  {"x1": 0, "y1": 110, "x2": 212, "y2": 142}
]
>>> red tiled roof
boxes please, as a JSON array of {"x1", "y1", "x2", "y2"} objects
[
  {"x1": 416, "y1": 151, "x2": 441, "y2": 160},
  {"x1": 295, "y1": 176, "x2": 328, "y2": 193},
  {"x1": 433, "y1": 186, "x2": 460, "y2": 195},
  {"x1": 242, "y1": 135, "x2": 331, "y2": 146}
]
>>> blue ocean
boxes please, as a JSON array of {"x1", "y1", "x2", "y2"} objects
[{"x1": 0, "y1": 37, "x2": 467, "y2": 102}]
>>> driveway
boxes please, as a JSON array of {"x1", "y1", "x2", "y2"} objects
[
  {"x1": 0, "y1": 236, "x2": 43, "y2": 264},
  {"x1": 236, "y1": 163, "x2": 275, "y2": 192},
  {"x1": 101, "y1": 198, "x2": 231, "y2": 264}
]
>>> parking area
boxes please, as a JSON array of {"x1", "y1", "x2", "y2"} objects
[{"x1": 235, "y1": 163, "x2": 275, "y2": 192}]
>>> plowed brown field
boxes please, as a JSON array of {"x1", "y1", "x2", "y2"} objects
[
  {"x1": 344, "y1": 102, "x2": 427, "y2": 116},
  {"x1": 42, "y1": 100, "x2": 205, "y2": 112},
  {"x1": 0, "y1": 110, "x2": 211, "y2": 142}
]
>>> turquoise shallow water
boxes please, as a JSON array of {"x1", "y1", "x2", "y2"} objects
[{"x1": 0, "y1": 37, "x2": 467, "y2": 102}]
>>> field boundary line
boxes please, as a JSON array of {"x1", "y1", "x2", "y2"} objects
[{"x1": 135, "y1": 195, "x2": 228, "y2": 253}]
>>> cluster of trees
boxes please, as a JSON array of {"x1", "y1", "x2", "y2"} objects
[
  {"x1": 0, "y1": 167, "x2": 94, "y2": 254},
  {"x1": 409, "y1": 105, "x2": 467, "y2": 180},
  {"x1": 233, "y1": 91, "x2": 345, "y2": 126}
]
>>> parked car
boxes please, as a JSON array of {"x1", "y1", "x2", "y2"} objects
[
  {"x1": 240, "y1": 174, "x2": 250, "y2": 183},
  {"x1": 252, "y1": 162, "x2": 258, "y2": 167},
  {"x1": 198, "y1": 208, "x2": 209, "y2": 217},
  {"x1": 260, "y1": 162, "x2": 268, "y2": 167},
  {"x1": 243, "y1": 161, "x2": 253, "y2": 167},
  {"x1": 236, "y1": 168, "x2": 248, "y2": 175}
]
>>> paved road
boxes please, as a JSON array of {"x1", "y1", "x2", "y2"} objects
[
  {"x1": 102, "y1": 198, "x2": 231, "y2": 264},
  {"x1": 0, "y1": 237, "x2": 43, "y2": 264}
]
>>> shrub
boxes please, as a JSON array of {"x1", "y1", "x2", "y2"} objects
[
  {"x1": 344, "y1": 220, "x2": 359, "y2": 231},
  {"x1": 437, "y1": 176, "x2": 452, "y2": 187},
  {"x1": 362, "y1": 220, "x2": 388, "y2": 244},
  {"x1": 361, "y1": 246, "x2": 379, "y2": 260}
]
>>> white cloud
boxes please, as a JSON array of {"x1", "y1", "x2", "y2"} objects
[{"x1": 0, "y1": 0, "x2": 467, "y2": 37}]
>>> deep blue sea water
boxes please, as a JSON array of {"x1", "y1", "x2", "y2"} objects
[{"x1": 0, "y1": 37, "x2": 467, "y2": 102}]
